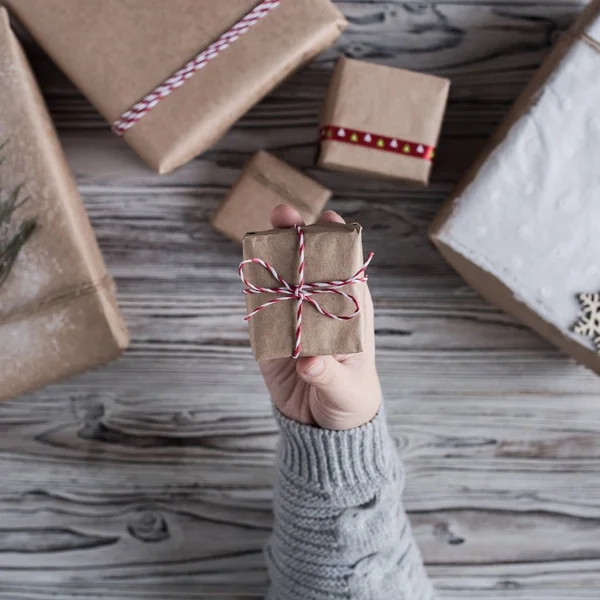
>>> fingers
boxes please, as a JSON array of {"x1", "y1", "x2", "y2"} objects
[
  {"x1": 271, "y1": 205, "x2": 347, "y2": 229},
  {"x1": 319, "y1": 210, "x2": 345, "y2": 224},
  {"x1": 271, "y1": 205, "x2": 304, "y2": 229}
]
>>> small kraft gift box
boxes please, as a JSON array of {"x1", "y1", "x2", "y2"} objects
[
  {"x1": 430, "y1": 0, "x2": 600, "y2": 374},
  {"x1": 212, "y1": 151, "x2": 332, "y2": 244},
  {"x1": 0, "y1": 9, "x2": 129, "y2": 401},
  {"x1": 5, "y1": 0, "x2": 347, "y2": 174},
  {"x1": 240, "y1": 223, "x2": 373, "y2": 361},
  {"x1": 319, "y1": 57, "x2": 450, "y2": 185}
]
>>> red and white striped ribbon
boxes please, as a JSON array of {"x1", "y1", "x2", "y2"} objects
[
  {"x1": 112, "y1": 0, "x2": 282, "y2": 136},
  {"x1": 239, "y1": 225, "x2": 374, "y2": 359}
]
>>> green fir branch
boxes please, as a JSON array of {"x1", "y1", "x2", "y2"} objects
[
  {"x1": 0, "y1": 141, "x2": 38, "y2": 289},
  {"x1": 0, "y1": 183, "x2": 29, "y2": 225},
  {"x1": 0, "y1": 217, "x2": 37, "y2": 288}
]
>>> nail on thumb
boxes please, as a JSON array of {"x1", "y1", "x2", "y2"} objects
[{"x1": 304, "y1": 358, "x2": 325, "y2": 379}]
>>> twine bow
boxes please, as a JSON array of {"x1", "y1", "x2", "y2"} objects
[{"x1": 239, "y1": 225, "x2": 374, "y2": 359}]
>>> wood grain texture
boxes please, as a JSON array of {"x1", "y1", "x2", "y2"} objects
[{"x1": 3, "y1": 1, "x2": 600, "y2": 598}]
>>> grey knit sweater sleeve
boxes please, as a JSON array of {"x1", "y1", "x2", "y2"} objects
[{"x1": 266, "y1": 411, "x2": 435, "y2": 600}]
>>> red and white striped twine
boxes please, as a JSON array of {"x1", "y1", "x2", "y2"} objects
[
  {"x1": 112, "y1": 0, "x2": 282, "y2": 136},
  {"x1": 239, "y1": 225, "x2": 374, "y2": 359}
]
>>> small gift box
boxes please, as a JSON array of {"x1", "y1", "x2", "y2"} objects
[
  {"x1": 241, "y1": 223, "x2": 372, "y2": 360},
  {"x1": 319, "y1": 57, "x2": 450, "y2": 185},
  {"x1": 0, "y1": 9, "x2": 129, "y2": 401},
  {"x1": 6, "y1": 0, "x2": 347, "y2": 174},
  {"x1": 212, "y1": 151, "x2": 332, "y2": 244},
  {"x1": 430, "y1": 0, "x2": 600, "y2": 374}
]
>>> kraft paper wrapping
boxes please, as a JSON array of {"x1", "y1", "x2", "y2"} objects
[
  {"x1": 5, "y1": 0, "x2": 347, "y2": 174},
  {"x1": 243, "y1": 223, "x2": 366, "y2": 361},
  {"x1": 319, "y1": 57, "x2": 450, "y2": 185},
  {"x1": 430, "y1": 0, "x2": 600, "y2": 375},
  {"x1": 0, "y1": 9, "x2": 129, "y2": 401},
  {"x1": 212, "y1": 151, "x2": 332, "y2": 244}
]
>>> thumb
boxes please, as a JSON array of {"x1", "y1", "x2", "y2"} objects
[
  {"x1": 296, "y1": 355, "x2": 380, "y2": 430},
  {"x1": 296, "y1": 356, "x2": 347, "y2": 396},
  {"x1": 296, "y1": 355, "x2": 366, "y2": 430}
]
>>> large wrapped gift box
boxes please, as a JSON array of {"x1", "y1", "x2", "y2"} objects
[
  {"x1": 0, "y1": 9, "x2": 129, "y2": 401},
  {"x1": 6, "y1": 0, "x2": 347, "y2": 174},
  {"x1": 430, "y1": 0, "x2": 600, "y2": 374}
]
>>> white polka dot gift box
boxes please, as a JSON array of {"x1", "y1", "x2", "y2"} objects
[
  {"x1": 5, "y1": 0, "x2": 346, "y2": 174},
  {"x1": 431, "y1": 0, "x2": 600, "y2": 374}
]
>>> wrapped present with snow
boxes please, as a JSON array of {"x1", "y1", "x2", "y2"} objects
[
  {"x1": 0, "y1": 9, "x2": 129, "y2": 401},
  {"x1": 430, "y1": 0, "x2": 600, "y2": 374}
]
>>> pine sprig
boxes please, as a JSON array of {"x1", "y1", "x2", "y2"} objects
[
  {"x1": 0, "y1": 216, "x2": 37, "y2": 288},
  {"x1": 0, "y1": 142, "x2": 38, "y2": 289}
]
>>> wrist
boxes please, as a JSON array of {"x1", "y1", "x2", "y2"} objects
[
  {"x1": 311, "y1": 393, "x2": 382, "y2": 430},
  {"x1": 274, "y1": 408, "x2": 398, "y2": 494}
]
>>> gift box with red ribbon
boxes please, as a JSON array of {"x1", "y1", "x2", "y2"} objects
[{"x1": 319, "y1": 57, "x2": 450, "y2": 185}]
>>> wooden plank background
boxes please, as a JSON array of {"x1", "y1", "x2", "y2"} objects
[{"x1": 3, "y1": 1, "x2": 600, "y2": 598}]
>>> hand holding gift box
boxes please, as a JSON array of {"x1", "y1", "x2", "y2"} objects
[
  {"x1": 241, "y1": 221, "x2": 373, "y2": 361},
  {"x1": 0, "y1": 9, "x2": 128, "y2": 401},
  {"x1": 247, "y1": 206, "x2": 383, "y2": 432},
  {"x1": 319, "y1": 57, "x2": 450, "y2": 185},
  {"x1": 212, "y1": 151, "x2": 332, "y2": 244},
  {"x1": 6, "y1": 0, "x2": 347, "y2": 174}
]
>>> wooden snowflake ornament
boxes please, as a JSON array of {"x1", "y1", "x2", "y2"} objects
[{"x1": 573, "y1": 292, "x2": 600, "y2": 352}]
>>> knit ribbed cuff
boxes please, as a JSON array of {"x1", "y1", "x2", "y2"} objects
[{"x1": 274, "y1": 410, "x2": 397, "y2": 492}]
